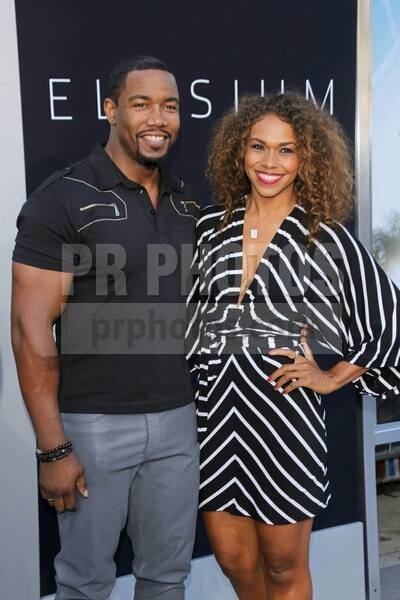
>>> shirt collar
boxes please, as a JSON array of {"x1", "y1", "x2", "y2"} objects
[{"x1": 88, "y1": 144, "x2": 185, "y2": 194}]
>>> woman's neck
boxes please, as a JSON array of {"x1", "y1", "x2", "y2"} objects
[{"x1": 246, "y1": 193, "x2": 296, "y2": 221}]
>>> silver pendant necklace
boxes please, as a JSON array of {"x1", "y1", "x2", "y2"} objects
[
  {"x1": 250, "y1": 228, "x2": 258, "y2": 239},
  {"x1": 245, "y1": 194, "x2": 296, "y2": 241}
]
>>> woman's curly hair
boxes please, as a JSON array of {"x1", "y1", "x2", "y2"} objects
[{"x1": 206, "y1": 92, "x2": 354, "y2": 238}]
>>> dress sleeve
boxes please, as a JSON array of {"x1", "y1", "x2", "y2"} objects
[{"x1": 307, "y1": 223, "x2": 400, "y2": 400}]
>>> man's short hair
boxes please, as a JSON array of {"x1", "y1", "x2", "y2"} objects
[{"x1": 107, "y1": 55, "x2": 170, "y2": 104}]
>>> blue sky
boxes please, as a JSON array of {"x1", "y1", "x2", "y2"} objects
[
  {"x1": 373, "y1": 0, "x2": 400, "y2": 70},
  {"x1": 372, "y1": 0, "x2": 400, "y2": 283}
]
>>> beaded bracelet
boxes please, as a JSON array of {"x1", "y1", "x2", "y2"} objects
[{"x1": 36, "y1": 440, "x2": 73, "y2": 462}]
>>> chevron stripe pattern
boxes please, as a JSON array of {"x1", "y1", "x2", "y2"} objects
[
  {"x1": 199, "y1": 348, "x2": 330, "y2": 523},
  {"x1": 186, "y1": 203, "x2": 400, "y2": 524}
]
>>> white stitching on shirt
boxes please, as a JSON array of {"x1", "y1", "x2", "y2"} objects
[
  {"x1": 169, "y1": 194, "x2": 199, "y2": 220},
  {"x1": 63, "y1": 176, "x2": 128, "y2": 232}
]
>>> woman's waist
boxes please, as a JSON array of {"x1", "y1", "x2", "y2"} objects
[{"x1": 205, "y1": 330, "x2": 302, "y2": 350}]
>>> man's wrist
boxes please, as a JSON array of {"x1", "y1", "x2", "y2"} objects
[{"x1": 36, "y1": 440, "x2": 73, "y2": 462}]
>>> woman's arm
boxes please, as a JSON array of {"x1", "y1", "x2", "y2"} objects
[{"x1": 268, "y1": 341, "x2": 367, "y2": 395}]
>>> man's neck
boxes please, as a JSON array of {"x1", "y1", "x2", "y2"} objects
[{"x1": 104, "y1": 141, "x2": 161, "y2": 208}]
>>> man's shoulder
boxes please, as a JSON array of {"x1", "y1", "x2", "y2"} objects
[
  {"x1": 166, "y1": 172, "x2": 201, "y2": 221},
  {"x1": 36, "y1": 165, "x2": 75, "y2": 192},
  {"x1": 19, "y1": 155, "x2": 96, "y2": 229},
  {"x1": 34, "y1": 156, "x2": 94, "y2": 197}
]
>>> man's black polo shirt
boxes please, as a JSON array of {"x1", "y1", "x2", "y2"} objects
[{"x1": 13, "y1": 145, "x2": 200, "y2": 413}]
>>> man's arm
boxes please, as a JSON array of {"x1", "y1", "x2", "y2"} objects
[{"x1": 11, "y1": 262, "x2": 87, "y2": 512}]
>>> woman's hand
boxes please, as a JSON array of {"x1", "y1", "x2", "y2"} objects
[{"x1": 268, "y1": 341, "x2": 336, "y2": 395}]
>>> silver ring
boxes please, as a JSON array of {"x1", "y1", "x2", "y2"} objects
[{"x1": 47, "y1": 498, "x2": 56, "y2": 503}]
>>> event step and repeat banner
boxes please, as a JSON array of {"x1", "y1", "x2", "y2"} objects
[{"x1": 13, "y1": 1, "x2": 358, "y2": 596}]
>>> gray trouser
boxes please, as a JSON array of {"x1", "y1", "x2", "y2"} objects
[{"x1": 55, "y1": 403, "x2": 199, "y2": 600}]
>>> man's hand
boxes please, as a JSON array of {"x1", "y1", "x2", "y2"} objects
[{"x1": 39, "y1": 453, "x2": 88, "y2": 513}]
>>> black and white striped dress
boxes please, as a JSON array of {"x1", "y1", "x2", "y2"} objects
[{"x1": 186, "y1": 203, "x2": 400, "y2": 524}]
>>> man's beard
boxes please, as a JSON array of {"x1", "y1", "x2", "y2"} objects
[{"x1": 136, "y1": 151, "x2": 166, "y2": 169}]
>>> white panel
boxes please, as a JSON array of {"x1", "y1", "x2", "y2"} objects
[
  {"x1": 0, "y1": 1, "x2": 40, "y2": 599},
  {"x1": 309, "y1": 523, "x2": 365, "y2": 600},
  {"x1": 42, "y1": 521, "x2": 365, "y2": 600}
]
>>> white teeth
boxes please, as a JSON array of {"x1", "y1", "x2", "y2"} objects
[
  {"x1": 259, "y1": 173, "x2": 282, "y2": 182},
  {"x1": 143, "y1": 135, "x2": 164, "y2": 141}
]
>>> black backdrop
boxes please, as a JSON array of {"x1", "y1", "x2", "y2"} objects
[{"x1": 14, "y1": 1, "x2": 359, "y2": 595}]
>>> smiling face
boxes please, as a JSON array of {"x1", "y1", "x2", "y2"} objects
[
  {"x1": 244, "y1": 113, "x2": 299, "y2": 205},
  {"x1": 104, "y1": 69, "x2": 180, "y2": 168}
]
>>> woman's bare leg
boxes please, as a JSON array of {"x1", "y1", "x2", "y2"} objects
[
  {"x1": 257, "y1": 517, "x2": 313, "y2": 600},
  {"x1": 203, "y1": 511, "x2": 269, "y2": 600}
]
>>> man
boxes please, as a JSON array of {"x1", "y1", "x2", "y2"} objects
[{"x1": 11, "y1": 56, "x2": 200, "y2": 600}]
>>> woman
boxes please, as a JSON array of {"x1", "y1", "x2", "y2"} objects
[{"x1": 186, "y1": 92, "x2": 400, "y2": 600}]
